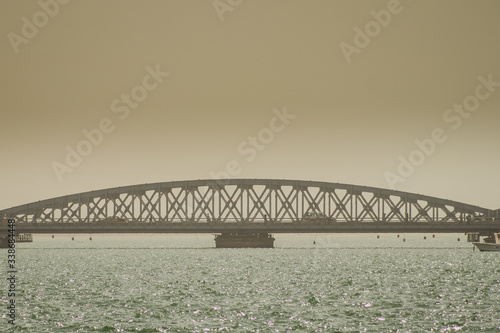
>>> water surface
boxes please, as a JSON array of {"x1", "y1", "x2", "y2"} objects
[{"x1": 1, "y1": 233, "x2": 498, "y2": 332}]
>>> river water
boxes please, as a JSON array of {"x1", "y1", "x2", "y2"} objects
[{"x1": 1, "y1": 233, "x2": 499, "y2": 332}]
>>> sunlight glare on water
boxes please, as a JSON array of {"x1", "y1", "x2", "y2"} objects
[{"x1": 1, "y1": 233, "x2": 499, "y2": 332}]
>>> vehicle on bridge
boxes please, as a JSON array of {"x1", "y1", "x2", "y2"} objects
[
  {"x1": 466, "y1": 213, "x2": 489, "y2": 223},
  {"x1": 303, "y1": 211, "x2": 336, "y2": 224}
]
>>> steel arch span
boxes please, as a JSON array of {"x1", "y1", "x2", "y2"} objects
[{"x1": 1, "y1": 179, "x2": 499, "y2": 234}]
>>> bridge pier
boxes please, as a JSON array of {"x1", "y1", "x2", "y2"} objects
[
  {"x1": 0, "y1": 232, "x2": 32, "y2": 248},
  {"x1": 0, "y1": 234, "x2": 8, "y2": 248},
  {"x1": 214, "y1": 233, "x2": 275, "y2": 248},
  {"x1": 466, "y1": 232, "x2": 495, "y2": 243},
  {"x1": 16, "y1": 233, "x2": 33, "y2": 243}
]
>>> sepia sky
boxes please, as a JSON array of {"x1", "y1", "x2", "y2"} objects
[{"x1": 1, "y1": 0, "x2": 499, "y2": 210}]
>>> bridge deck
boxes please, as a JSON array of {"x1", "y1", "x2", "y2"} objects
[{"x1": 2, "y1": 221, "x2": 499, "y2": 234}]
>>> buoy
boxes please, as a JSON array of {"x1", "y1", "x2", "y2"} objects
[
  {"x1": 397, "y1": 234, "x2": 400, "y2": 238},
  {"x1": 377, "y1": 235, "x2": 380, "y2": 239},
  {"x1": 51, "y1": 235, "x2": 54, "y2": 238},
  {"x1": 89, "y1": 237, "x2": 92, "y2": 241},
  {"x1": 432, "y1": 234, "x2": 435, "y2": 238},
  {"x1": 457, "y1": 238, "x2": 460, "y2": 241},
  {"x1": 72, "y1": 237, "x2": 74, "y2": 241},
  {"x1": 403, "y1": 238, "x2": 406, "y2": 242},
  {"x1": 424, "y1": 236, "x2": 426, "y2": 240}
]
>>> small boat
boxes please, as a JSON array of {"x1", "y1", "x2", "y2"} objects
[{"x1": 473, "y1": 233, "x2": 500, "y2": 252}]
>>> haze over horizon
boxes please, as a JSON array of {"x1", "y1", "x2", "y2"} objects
[{"x1": 1, "y1": 0, "x2": 499, "y2": 210}]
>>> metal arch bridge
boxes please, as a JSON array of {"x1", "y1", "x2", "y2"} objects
[{"x1": 1, "y1": 179, "x2": 499, "y2": 234}]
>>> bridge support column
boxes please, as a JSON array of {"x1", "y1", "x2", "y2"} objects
[
  {"x1": 16, "y1": 233, "x2": 33, "y2": 243},
  {"x1": 466, "y1": 233, "x2": 480, "y2": 242},
  {"x1": 214, "y1": 233, "x2": 275, "y2": 248},
  {"x1": 467, "y1": 232, "x2": 495, "y2": 243},
  {"x1": 0, "y1": 234, "x2": 8, "y2": 248}
]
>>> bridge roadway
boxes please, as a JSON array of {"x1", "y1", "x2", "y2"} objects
[{"x1": 5, "y1": 219, "x2": 500, "y2": 235}]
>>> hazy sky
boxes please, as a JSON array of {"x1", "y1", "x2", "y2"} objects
[{"x1": 1, "y1": 0, "x2": 499, "y2": 210}]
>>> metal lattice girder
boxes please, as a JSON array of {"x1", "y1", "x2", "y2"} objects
[
  {"x1": 113, "y1": 193, "x2": 134, "y2": 219},
  {"x1": 0, "y1": 179, "x2": 495, "y2": 225}
]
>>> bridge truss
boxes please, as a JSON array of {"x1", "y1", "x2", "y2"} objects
[{"x1": 1, "y1": 180, "x2": 498, "y2": 228}]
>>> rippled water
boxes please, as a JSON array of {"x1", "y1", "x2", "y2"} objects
[{"x1": 1, "y1": 233, "x2": 499, "y2": 332}]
